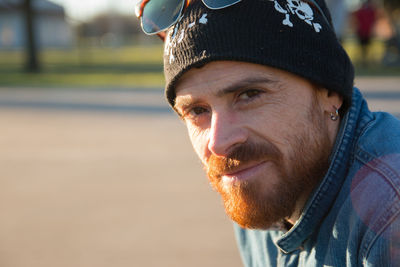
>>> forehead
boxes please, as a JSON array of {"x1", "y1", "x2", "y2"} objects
[{"x1": 176, "y1": 61, "x2": 278, "y2": 95}]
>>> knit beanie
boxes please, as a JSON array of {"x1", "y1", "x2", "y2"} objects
[{"x1": 163, "y1": 0, "x2": 354, "y2": 111}]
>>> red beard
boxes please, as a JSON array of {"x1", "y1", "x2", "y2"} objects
[{"x1": 206, "y1": 105, "x2": 331, "y2": 229}]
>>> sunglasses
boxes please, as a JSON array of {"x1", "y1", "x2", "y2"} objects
[
  {"x1": 135, "y1": 0, "x2": 241, "y2": 38},
  {"x1": 135, "y1": 0, "x2": 330, "y2": 39}
]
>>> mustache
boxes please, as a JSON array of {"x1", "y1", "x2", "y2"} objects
[{"x1": 207, "y1": 141, "x2": 282, "y2": 178}]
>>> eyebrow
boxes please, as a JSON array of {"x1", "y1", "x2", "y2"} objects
[
  {"x1": 215, "y1": 77, "x2": 279, "y2": 97},
  {"x1": 174, "y1": 76, "x2": 280, "y2": 112}
]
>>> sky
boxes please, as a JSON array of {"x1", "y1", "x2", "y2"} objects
[{"x1": 49, "y1": 0, "x2": 139, "y2": 22}]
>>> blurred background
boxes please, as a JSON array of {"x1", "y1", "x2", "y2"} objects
[{"x1": 0, "y1": 0, "x2": 399, "y2": 266}]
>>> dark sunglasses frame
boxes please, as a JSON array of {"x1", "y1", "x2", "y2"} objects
[{"x1": 135, "y1": 0, "x2": 241, "y2": 39}]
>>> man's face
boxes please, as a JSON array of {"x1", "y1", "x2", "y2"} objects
[{"x1": 174, "y1": 61, "x2": 336, "y2": 229}]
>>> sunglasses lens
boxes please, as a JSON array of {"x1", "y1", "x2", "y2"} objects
[
  {"x1": 202, "y1": 0, "x2": 241, "y2": 9},
  {"x1": 141, "y1": 0, "x2": 185, "y2": 34}
]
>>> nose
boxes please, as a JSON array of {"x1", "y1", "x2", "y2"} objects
[{"x1": 207, "y1": 110, "x2": 247, "y2": 157}]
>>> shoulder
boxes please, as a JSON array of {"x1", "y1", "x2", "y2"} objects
[
  {"x1": 351, "y1": 111, "x2": 400, "y2": 221},
  {"x1": 356, "y1": 111, "x2": 400, "y2": 156},
  {"x1": 348, "y1": 112, "x2": 400, "y2": 261},
  {"x1": 352, "y1": 112, "x2": 400, "y2": 204}
]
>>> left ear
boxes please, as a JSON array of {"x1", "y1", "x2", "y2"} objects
[{"x1": 318, "y1": 88, "x2": 343, "y2": 114}]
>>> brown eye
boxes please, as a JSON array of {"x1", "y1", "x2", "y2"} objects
[
  {"x1": 188, "y1": 106, "x2": 209, "y2": 117},
  {"x1": 238, "y1": 89, "x2": 261, "y2": 100}
]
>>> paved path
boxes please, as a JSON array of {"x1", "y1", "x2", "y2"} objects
[
  {"x1": 354, "y1": 77, "x2": 400, "y2": 117},
  {"x1": 0, "y1": 77, "x2": 399, "y2": 267},
  {"x1": 0, "y1": 88, "x2": 171, "y2": 114},
  {"x1": 0, "y1": 77, "x2": 399, "y2": 116},
  {"x1": 0, "y1": 90, "x2": 240, "y2": 267}
]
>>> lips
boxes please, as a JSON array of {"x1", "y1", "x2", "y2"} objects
[{"x1": 221, "y1": 161, "x2": 268, "y2": 184}]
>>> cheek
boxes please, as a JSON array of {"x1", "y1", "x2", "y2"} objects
[
  {"x1": 246, "y1": 106, "x2": 305, "y2": 152},
  {"x1": 245, "y1": 107, "x2": 286, "y2": 140},
  {"x1": 187, "y1": 124, "x2": 210, "y2": 165}
]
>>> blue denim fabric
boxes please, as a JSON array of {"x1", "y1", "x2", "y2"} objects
[{"x1": 234, "y1": 88, "x2": 400, "y2": 266}]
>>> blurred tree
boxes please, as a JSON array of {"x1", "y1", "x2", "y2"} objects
[
  {"x1": 23, "y1": 0, "x2": 40, "y2": 72},
  {"x1": 382, "y1": 0, "x2": 400, "y2": 65},
  {"x1": 76, "y1": 13, "x2": 142, "y2": 46},
  {"x1": 383, "y1": 0, "x2": 400, "y2": 8}
]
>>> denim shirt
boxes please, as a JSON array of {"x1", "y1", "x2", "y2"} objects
[{"x1": 234, "y1": 88, "x2": 400, "y2": 266}]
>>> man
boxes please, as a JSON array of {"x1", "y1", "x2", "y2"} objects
[
  {"x1": 136, "y1": 0, "x2": 400, "y2": 265},
  {"x1": 353, "y1": 0, "x2": 377, "y2": 66}
]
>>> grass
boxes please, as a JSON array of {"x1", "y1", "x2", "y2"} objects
[
  {"x1": 0, "y1": 40, "x2": 399, "y2": 89},
  {"x1": 0, "y1": 45, "x2": 165, "y2": 88},
  {"x1": 342, "y1": 38, "x2": 400, "y2": 76}
]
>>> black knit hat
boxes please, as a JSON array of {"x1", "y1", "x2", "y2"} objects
[{"x1": 163, "y1": 0, "x2": 354, "y2": 110}]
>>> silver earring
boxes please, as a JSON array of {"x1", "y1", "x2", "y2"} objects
[{"x1": 330, "y1": 107, "x2": 339, "y2": 121}]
